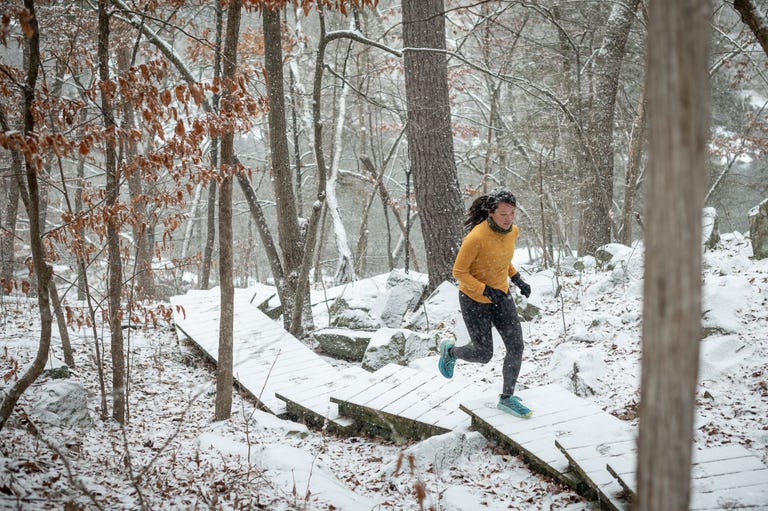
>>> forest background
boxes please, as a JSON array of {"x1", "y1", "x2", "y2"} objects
[{"x1": 0, "y1": 0, "x2": 766, "y2": 508}]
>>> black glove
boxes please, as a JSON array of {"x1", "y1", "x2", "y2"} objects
[
  {"x1": 483, "y1": 285, "x2": 508, "y2": 304},
  {"x1": 510, "y1": 273, "x2": 531, "y2": 298}
]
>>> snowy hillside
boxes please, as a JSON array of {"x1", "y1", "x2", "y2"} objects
[{"x1": 0, "y1": 232, "x2": 766, "y2": 510}]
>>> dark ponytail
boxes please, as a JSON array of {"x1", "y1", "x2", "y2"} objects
[{"x1": 463, "y1": 188, "x2": 517, "y2": 235}]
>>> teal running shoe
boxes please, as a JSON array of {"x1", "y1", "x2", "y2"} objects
[
  {"x1": 438, "y1": 340, "x2": 456, "y2": 378},
  {"x1": 497, "y1": 395, "x2": 532, "y2": 418}
]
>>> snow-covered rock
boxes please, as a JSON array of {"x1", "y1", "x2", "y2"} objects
[
  {"x1": 29, "y1": 380, "x2": 92, "y2": 430},
  {"x1": 702, "y1": 207, "x2": 721, "y2": 250},
  {"x1": 698, "y1": 334, "x2": 752, "y2": 381},
  {"x1": 748, "y1": 198, "x2": 768, "y2": 259},
  {"x1": 361, "y1": 328, "x2": 437, "y2": 371},
  {"x1": 378, "y1": 269, "x2": 428, "y2": 328},
  {"x1": 379, "y1": 429, "x2": 486, "y2": 477},
  {"x1": 329, "y1": 297, "x2": 380, "y2": 330},
  {"x1": 405, "y1": 280, "x2": 460, "y2": 331},
  {"x1": 312, "y1": 328, "x2": 374, "y2": 362},
  {"x1": 701, "y1": 275, "x2": 752, "y2": 335},
  {"x1": 548, "y1": 343, "x2": 607, "y2": 397}
]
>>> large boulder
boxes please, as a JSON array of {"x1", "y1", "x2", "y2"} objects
[
  {"x1": 378, "y1": 269, "x2": 428, "y2": 328},
  {"x1": 403, "y1": 280, "x2": 460, "y2": 331},
  {"x1": 29, "y1": 380, "x2": 92, "y2": 430},
  {"x1": 748, "y1": 198, "x2": 768, "y2": 259},
  {"x1": 329, "y1": 297, "x2": 380, "y2": 330},
  {"x1": 312, "y1": 328, "x2": 374, "y2": 362},
  {"x1": 361, "y1": 328, "x2": 437, "y2": 372}
]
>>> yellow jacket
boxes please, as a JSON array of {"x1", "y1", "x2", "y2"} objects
[{"x1": 452, "y1": 220, "x2": 519, "y2": 303}]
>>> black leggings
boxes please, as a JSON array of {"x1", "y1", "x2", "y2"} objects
[{"x1": 452, "y1": 291, "x2": 524, "y2": 396}]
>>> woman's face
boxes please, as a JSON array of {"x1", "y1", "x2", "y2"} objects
[{"x1": 489, "y1": 201, "x2": 516, "y2": 230}]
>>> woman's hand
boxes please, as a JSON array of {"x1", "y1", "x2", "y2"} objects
[
  {"x1": 510, "y1": 273, "x2": 531, "y2": 298},
  {"x1": 483, "y1": 285, "x2": 508, "y2": 304}
]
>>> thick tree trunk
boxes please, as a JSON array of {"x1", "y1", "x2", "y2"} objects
[
  {"x1": 402, "y1": 0, "x2": 464, "y2": 290},
  {"x1": 263, "y1": 6, "x2": 304, "y2": 325},
  {"x1": 636, "y1": 1, "x2": 712, "y2": 509},
  {"x1": 581, "y1": 0, "x2": 640, "y2": 255},
  {"x1": 214, "y1": 0, "x2": 241, "y2": 422},
  {"x1": 98, "y1": 0, "x2": 126, "y2": 425}
]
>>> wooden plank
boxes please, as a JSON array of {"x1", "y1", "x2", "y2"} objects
[
  {"x1": 330, "y1": 363, "x2": 404, "y2": 404},
  {"x1": 363, "y1": 369, "x2": 436, "y2": 412},
  {"x1": 690, "y1": 480, "x2": 768, "y2": 510},
  {"x1": 328, "y1": 364, "x2": 482, "y2": 441},
  {"x1": 275, "y1": 367, "x2": 373, "y2": 431},
  {"x1": 606, "y1": 444, "x2": 768, "y2": 510},
  {"x1": 170, "y1": 288, "x2": 342, "y2": 416},
  {"x1": 554, "y1": 409, "x2": 635, "y2": 511},
  {"x1": 459, "y1": 396, "x2": 584, "y2": 492},
  {"x1": 459, "y1": 387, "x2": 593, "y2": 493}
]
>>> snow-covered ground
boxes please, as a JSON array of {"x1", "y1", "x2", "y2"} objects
[{"x1": 1, "y1": 232, "x2": 766, "y2": 510}]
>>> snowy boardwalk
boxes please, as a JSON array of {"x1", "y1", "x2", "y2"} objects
[
  {"x1": 170, "y1": 288, "x2": 344, "y2": 417},
  {"x1": 461, "y1": 387, "x2": 768, "y2": 511},
  {"x1": 459, "y1": 384, "x2": 625, "y2": 501},
  {"x1": 328, "y1": 363, "x2": 483, "y2": 441},
  {"x1": 606, "y1": 445, "x2": 768, "y2": 510}
]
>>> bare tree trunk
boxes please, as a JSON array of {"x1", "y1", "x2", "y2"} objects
[
  {"x1": 581, "y1": 0, "x2": 640, "y2": 255},
  {"x1": 734, "y1": 0, "x2": 768, "y2": 56},
  {"x1": 326, "y1": 38, "x2": 355, "y2": 285},
  {"x1": 201, "y1": 180, "x2": 217, "y2": 289},
  {"x1": 98, "y1": 0, "x2": 126, "y2": 425},
  {"x1": 0, "y1": 106, "x2": 21, "y2": 291},
  {"x1": 48, "y1": 273, "x2": 75, "y2": 368},
  {"x1": 636, "y1": 1, "x2": 712, "y2": 509},
  {"x1": 117, "y1": 47, "x2": 154, "y2": 301},
  {"x1": 214, "y1": 0, "x2": 241, "y2": 422},
  {"x1": 263, "y1": 5, "x2": 304, "y2": 328},
  {"x1": 402, "y1": 0, "x2": 464, "y2": 290},
  {"x1": 0, "y1": 0, "x2": 53, "y2": 432},
  {"x1": 621, "y1": 90, "x2": 647, "y2": 246},
  {"x1": 202, "y1": 3, "x2": 222, "y2": 292},
  {"x1": 74, "y1": 156, "x2": 87, "y2": 300}
]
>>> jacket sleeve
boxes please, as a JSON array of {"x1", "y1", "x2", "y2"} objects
[
  {"x1": 452, "y1": 235, "x2": 486, "y2": 296},
  {"x1": 507, "y1": 226, "x2": 520, "y2": 278}
]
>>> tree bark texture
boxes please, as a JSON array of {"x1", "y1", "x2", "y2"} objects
[
  {"x1": 621, "y1": 90, "x2": 647, "y2": 246},
  {"x1": 581, "y1": 0, "x2": 640, "y2": 255},
  {"x1": 0, "y1": 0, "x2": 54, "y2": 432},
  {"x1": 402, "y1": 0, "x2": 464, "y2": 290},
  {"x1": 99, "y1": 0, "x2": 126, "y2": 424},
  {"x1": 214, "y1": 0, "x2": 241, "y2": 422},
  {"x1": 734, "y1": 0, "x2": 768, "y2": 56},
  {"x1": 263, "y1": 7, "x2": 303, "y2": 303},
  {"x1": 636, "y1": 1, "x2": 712, "y2": 509}
]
